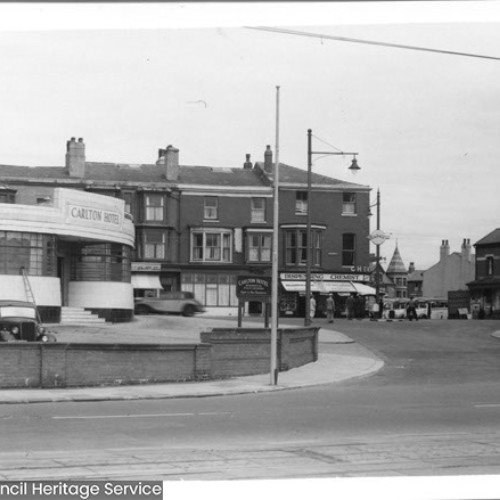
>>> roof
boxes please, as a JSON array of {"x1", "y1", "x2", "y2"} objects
[
  {"x1": 408, "y1": 270, "x2": 424, "y2": 282},
  {"x1": 475, "y1": 228, "x2": 500, "y2": 246},
  {"x1": 0, "y1": 159, "x2": 368, "y2": 191},
  {"x1": 256, "y1": 162, "x2": 369, "y2": 190},
  {"x1": 0, "y1": 162, "x2": 269, "y2": 188},
  {"x1": 178, "y1": 165, "x2": 269, "y2": 187},
  {"x1": 386, "y1": 246, "x2": 407, "y2": 274}
]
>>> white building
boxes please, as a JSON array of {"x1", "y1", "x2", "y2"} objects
[
  {"x1": 0, "y1": 188, "x2": 135, "y2": 322},
  {"x1": 422, "y1": 239, "x2": 475, "y2": 298}
]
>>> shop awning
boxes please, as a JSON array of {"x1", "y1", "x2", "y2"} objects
[
  {"x1": 281, "y1": 280, "x2": 375, "y2": 295},
  {"x1": 131, "y1": 274, "x2": 162, "y2": 289},
  {"x1": 351, "y1": 283, "x2": 377, "y2": 295}
]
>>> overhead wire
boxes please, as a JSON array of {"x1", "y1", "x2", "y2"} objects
[{"x1": 246, "y1": 26, "x2": 500, "y2": 62}]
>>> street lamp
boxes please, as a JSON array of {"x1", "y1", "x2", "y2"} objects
[
  {"x1": 304, "y1": 128, "x2": 361, "y2": 326},
  {"x1": 368, "y1": 189, "x2": 390, "y2": 318}
]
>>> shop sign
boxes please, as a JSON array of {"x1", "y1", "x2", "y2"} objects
[
  {"x1": 236, "y1": 276, "x2": 272, "y2": 299},
  {"x1": 280, "y1": 273, "x2": 370, "y2": 282},
  {"x1": 131, "y1": 262, "x2": 162, "y2": 272},
  {"x1": 68, "y1": 204, "x2": 121, "y2": 226}
]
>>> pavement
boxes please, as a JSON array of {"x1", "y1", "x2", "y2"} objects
[{"x1": 0, "y1": 315, "x2": 385, "y2": 404}]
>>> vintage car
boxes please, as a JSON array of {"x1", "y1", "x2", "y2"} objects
[
  {"x1": 0, "y1": 300, "x2": 56, "y2": 342},
  {"x1": 134, "y1": 292, "x2": 205, "y2": 317}
]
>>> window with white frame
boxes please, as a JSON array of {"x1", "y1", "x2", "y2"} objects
[
  {"x1": 247, "y1": 233, "x2": 272, "y2": 262},
  {"x1": 145, "y1": 194, "x2": 164, "y2": 221},
  {"x1": 295, "y1": 191, "x2": 308, "y2": 215},
  {"x1": 204, "y1": 197, "x2": 219, "y2": 220},
  {"x1": 143, "y1": 229, "x2": 166, "y2": 259},
  {"x1": 191, "y1": 229, "x2": 232, "y2": 262},
  {"x1": 342, "y1": 192, "x2": 356, "y2": 215},
  {"x1": 251, "y1": 198, "x2": 266, "y2": 223},
  {"x1": 285, "y1": 228, "x2": 322, "y2": 266}
]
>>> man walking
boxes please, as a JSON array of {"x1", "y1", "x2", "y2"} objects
[
  {"x1": 326, "y1": 293, "x2": 335, "y2": 323},
  {"x1": 310, "y1": 294, "x2": 317, "y2": 321}
]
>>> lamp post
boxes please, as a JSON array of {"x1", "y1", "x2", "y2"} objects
[
  {"x1": 304, "y1": 129, "x2": 360, "y2": 326},
  {"x1": 368, "y1": 189, "x2": 390, "y2": 318}
]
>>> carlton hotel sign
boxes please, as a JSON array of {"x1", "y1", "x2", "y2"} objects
[{"x1": 68, "y1": 204, "x2": 122, "y2": 227}]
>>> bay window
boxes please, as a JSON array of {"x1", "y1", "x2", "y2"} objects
[{"x1": 191, "y1": 229, "x2": 232, "y2": 263}]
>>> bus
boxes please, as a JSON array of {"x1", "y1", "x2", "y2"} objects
[
  {"x1": 415, "y1": 298, "x2": 448, "y2": 320},
  {"x1": 383, "y1": 297, "x2": 449, "y2": 320}
]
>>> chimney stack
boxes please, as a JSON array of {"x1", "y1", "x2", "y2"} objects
[
  {"x1": 65, "y1": 137, "x2": 86, "y2": 178},
  {"x1": 264, "y1": 145, "x2": 273, "y2": 174},
  {"x1": 462, "y1": 238, "x2": 472, "y2": 262},
  {"x1": 157, "y1": 145, "x2": 179, "y2": 181},
  {"x1": 409, "y1": 262, "x2": 415, "y2": 273},
  {"x1": 243, "y1": 154, "x2": 253, "y2": 170},
  {"x1": 440, "y1": 239, "x2": 450, "y2": 261}
]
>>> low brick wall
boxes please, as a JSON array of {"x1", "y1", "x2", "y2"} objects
[
  {"x1": 0, "y1": 343, "x2": 211, "y2": 388},
  {"x1": 0, "y1": 327, "x2": 318, "y2": 388},
  {"x1": 200, "y1": 327, "x2": 319, "y2": 378}
]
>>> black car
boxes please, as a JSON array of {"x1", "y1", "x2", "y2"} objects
[
  {"x1": 0, "y1": 300, "x2": 56, "y2": 342},
  {"x1": 134, "y1": 292, "x2": 205, "y2": 317}
]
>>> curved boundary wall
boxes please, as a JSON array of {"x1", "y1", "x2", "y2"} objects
[{"x1": 0, "y1": 327, "x2": 318, "y2": 388}]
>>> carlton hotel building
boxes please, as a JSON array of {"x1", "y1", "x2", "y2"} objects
[{"x1": 0, "y1": 137, "x2": 373, "y2": 321}]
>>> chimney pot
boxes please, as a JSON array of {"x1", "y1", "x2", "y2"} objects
[
  {"x1": 243, "y1": 153, "x2": 253, "y2": 169},
  {"x1": 264, "y1": 145, "x2": 273, "y2": 173}
]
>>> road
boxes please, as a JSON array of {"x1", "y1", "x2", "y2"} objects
[{"x1": 1, "y1": 319, "x2": 500, "y2": 481}]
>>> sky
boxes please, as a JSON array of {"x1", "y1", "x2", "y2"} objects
[{"x1": 1, "y1": 1, "x2": 500, "y2": 271}]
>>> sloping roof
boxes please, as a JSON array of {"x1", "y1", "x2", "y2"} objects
[
  {"x1": 408, "y1": 270, "x2": 424, "y2": 282},
  {"x1": 256, "y1": 162, "x2": 369, "y2": 190},
  {"x1": 386, "y1": 245, "x2": 407, "y2": 274},
  {"x1": 475, "y1": 228, "x2": 500, "y2": 246},
  {"x1": 0, "y1": 162, "x2": 269, "y2": 188},
  {"x1": 0, "y1": 158, "x2": 367, "y2": 191},
  {"x1": 178, "y1": 165, "x2": 269, "y2": 187}
]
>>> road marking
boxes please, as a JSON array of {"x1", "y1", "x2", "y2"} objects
[
  {"x1": 52, "y1": 411, "x2": 230, "y2": 420},
  {"x1": 474, "y1": 403, "x2": 500, "y2": 408}
]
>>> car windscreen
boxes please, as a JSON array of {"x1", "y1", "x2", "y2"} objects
[{"x1": 0, "y1": 306, "x2": 36, "y2": 319}]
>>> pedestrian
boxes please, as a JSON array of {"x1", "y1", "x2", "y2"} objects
[
  {"x1": 407, "y1": 296, "x2": 418, "y2": 321},
  {"x1": 345, "y1": 293, "x2": 355, "y2": 320},
  {"x1": 326, "y1": 293, "x2": 335, "y2": 323},
  {"x1": 309, "y1": 294, "x2": 317, "y2": 321}
]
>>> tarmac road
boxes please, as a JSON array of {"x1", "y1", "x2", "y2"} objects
[{"x1": 1, "y1": 316, "x2": 500, "y2": 483}]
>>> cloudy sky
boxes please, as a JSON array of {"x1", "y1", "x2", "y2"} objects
[{"x1": 1, "y1": 2, "x2": 500, "y2": 270}]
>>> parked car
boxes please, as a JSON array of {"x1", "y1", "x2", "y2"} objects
[
  {"x1": 0, "y1": 300, "x2": 56, "y2": 342},
  {"x1": 134, "y1": 292, "x2": 205, "y2": 317}
]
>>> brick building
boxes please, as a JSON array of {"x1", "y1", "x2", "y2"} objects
[
  {"x1": 0, "y1": 138, "x2": 373, "y2": 319},
  {"x1": 467, "y1": 229, "x2": 500, "y2": 318}
]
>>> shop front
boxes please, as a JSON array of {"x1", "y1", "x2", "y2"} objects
[
  {"x1": 279, "y1": 272, "x2": 376, "y2": 318},
  {"x1": 467, "y1": 278, "x2": 500, "y2": 319}
]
